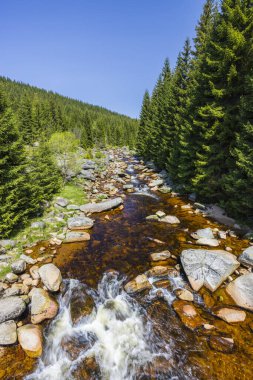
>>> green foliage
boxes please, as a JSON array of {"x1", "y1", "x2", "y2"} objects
[
  {"x1": 138, "y1": 0, "x2": 253, "y2": 221},
  {"x1": 57, "y1": 183, "x2": 87, "y2": 205}
]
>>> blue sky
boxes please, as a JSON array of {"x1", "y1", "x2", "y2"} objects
[{"x1": 1, "y1": 0, "x2": 206, "y2": 117}]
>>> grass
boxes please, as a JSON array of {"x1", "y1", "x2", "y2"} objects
[
  {"x1": 0, "y1": 264, "x2": 11, "y2": 279},
  {"x1": 57, "y1": 183, "x2": 87, "y2": 205}
]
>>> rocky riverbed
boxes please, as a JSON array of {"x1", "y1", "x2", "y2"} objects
[{"x1": 0, "y1": 148, "x2": 252, "y2": 379}]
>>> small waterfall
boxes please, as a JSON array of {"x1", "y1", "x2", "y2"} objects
[{"x1": 26, "y1": 272, "x2": 168, "y2": 380}]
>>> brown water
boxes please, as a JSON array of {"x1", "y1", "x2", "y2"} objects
[{"x1": 1, "y1": 157, "x2": 253, "y2": 380}]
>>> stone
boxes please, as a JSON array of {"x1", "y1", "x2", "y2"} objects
[
  {"x1": 215, "y1": 308, "x2": 246, "y2": 323},
  {"x1": 80, "y1": 197, "x2": 123, "y2": 213},
  {"x1": 149, "y1": 179, "x2": 164, "y2": 188},
  {"x1": 67, "y1": 216, "x2": 94, "y2": 230},
  {"x1": 20, "y1": 254, "x2": 36, "y2": 265},
  {"x1": 55, "y1": 197, "x2": 69, "y2": 208},
  {"x1": 17, "y1": 324, "x2": 43, "y2": 357},
  {"x1": 0, "y1": 240, "x2": 16, "y2": 249},
  {"x1": 3, "y1": 288, "x2": 21, "y2": 297},
  {"x1": 191, "y1": 228, "x2": 214, "y2": 240},
  {"x1": 123, "y1": 184, "x2": 134, "y2": 190},
  {"x1": 66, "y1": 204, "x2": 80, "y2": 210},
  {"x1": 146, "y1": 215, "x2": 159, "y2": 221},
  {"x1": 31, "y1": 288, "x2": 58, "y2": 324},
  {"x1": 65, "y1": 231, "x2": 90, "y2": 243},
  {"x1": 173, "y1": 300, "x2": 206, "y2": 330},
  {"x1": 196, "y1": 238, "x2": 219, "y2": 247},
  {"x1": 30, "y1": 265, "x2": 40, "y2": 280},
  {"x1": 226, "y1": 273, "x2": 253, "y2": 311},
  {"x1": 39, "y1": 264, "x2": 62, "y2": 292},
  {"x1": 156, "y1": 211, "x2": 166, "y2": 218},
  {"x1": 150, "y1": 250, "x2": 171, "y2": 261},
  {"x1": 5, "y1": 273, "x2": 18, "y2": 283},
  {"x1": 218, "y1": 231, "x2": 227, "y2": 240},
  {"x1": 175, "y1": 288, "x2": 194, "y2": 302},
  {"x1": 0, "y1": 320, "x2": 17, "y2": 345},
  {"x1": 0, "y1": 297, "x2": 26, "y2": 323},
  {"x1": 11, "y1": 260, "x2": 26, "y2": 275},
  {"x1": 124, "y1": 274, "x2": 152, "y2": 294},
  {"x1": 146, "y1": 266, "x2": 178, "y2": 278},
  {"x1": 239, "y1": 246, "x2": 253, "y2": 268},
  {"x1": 159, "y1": 215, "x2": 180, "y2": 224},
  {"x1": 181, "y1": 249, "x2": 240, "y2": 292},
  {"x1": 208, "y1": 336, "x2": 234, "y2": 353},
  {"x1": 82, "y1": 160, "x2": 96, "y2": 170},
  {"x1": 31, "y1": 221, "x2": 45, "y2": 229},
  {"x1": 80, "y1": 169, "x2": 96, "y2": 181}
]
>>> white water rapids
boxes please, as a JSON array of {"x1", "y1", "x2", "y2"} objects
[{"x1": 26, "y1": 271, "x2": 174, "y2": 380}]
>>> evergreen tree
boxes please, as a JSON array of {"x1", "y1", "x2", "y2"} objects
[
  {"x1": 83, "y1": 111, "x2": 93, "y2": 148},
  {"x1": 137, "y1": 90, "x2": 151, "y2": 158},
  {"x1": 18, "y1": 94, "x2": 34, "y2": 143}
]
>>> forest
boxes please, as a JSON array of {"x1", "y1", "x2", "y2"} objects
[
  {"x1": 0, "y1": 77, "x2": 138, "y2": 237},
  {"x1": 137, "y1": 0, "x2": 253, "y2": 222}
]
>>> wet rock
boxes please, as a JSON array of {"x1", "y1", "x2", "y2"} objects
[
  {"x1": 5, "y1": 273, "x2": 18, "y2": 283},
  {"x1": 80, "y1": 197, "x2": 123, "y2": 213},
  {"x1": 0, "y1": 297, "x2": 26, "y2": 323},
  {"x1": 55, "y1": 197, "x2": 69, "y2": 208},
  {"x1": 159, "y1": 215, "x2": 180, "y2": 224},
  {"x1": 215, "y1": 308, "x2": 246, "y2": 323},
  {"x1": 181, "y1": 249, "x2": 240, "y2": 292},
  {"x1": 173, "y1": 300, "x2": 206, "y2": 330},
  {"x1": 17, "y1": 324, "x2": 43, "y2": 357},
  {"x1": 67, "y1": 216, "x2": 94, "y2": 230},
  {"x1": 124, "y1": 274, "x2": 152, "y2": 294},
  {"x1": 191, "y1": 228, "x2": 214, "y2": 240},
  {"x1": 146, "y1": 266, "x2": 178, "y2": 278},
  {"x1": 175, "y1": 288, "x2": 194, "y2": 302},
  {"x1": 146, "y1": 215, "x2": 159, "y2": 221},
  {"x1": 31, "y1": 288, "x2": 58, "y2": 324},
  {"x1": 65, "y1": 231, "x2": 90, "y2": 243},
  {"x1": 218, "y1": 231, "x2": 227, "y2": 240},
  {"x1": 208, "y1": 336, "x2": 234, "y2": 353},
  {"x1": 0, "y1": 320, "x2": 17, "y2": 345},
  {"x1": 123, "y1": 184, "x2": 134, "y2": 190},
  {"x1": 239, "y1": 246, "x2": 253, "y2": 268},
  {"x1": 39, "y1": 264, "x2": 62, "y2": 292},
  {"x1": 226, "y1": 273, "x2": 253, "y2": 311},
  {"x1": 150, "y1": 250, "x2": 171, "y2": 261},
  {"x1": 11, "y1": 260, "x2": 26, "y2": 275},
  {"x1": 30, "y1": 265, "x2": 40, "y2": 280},
  {"x1": 20, "y1": 254, "x2": 36, "y2": 265}
]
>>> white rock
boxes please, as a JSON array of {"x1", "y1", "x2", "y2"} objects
[{"x1": 39, "y1": 264, "x2": 62, "y2": 292}]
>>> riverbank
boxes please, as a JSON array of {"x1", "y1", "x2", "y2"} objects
[{"x1": 0, "y1": 149, "x2": 253, "y2": 379}]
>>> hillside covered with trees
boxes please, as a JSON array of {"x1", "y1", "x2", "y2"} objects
[
  {"x1": 137, "y1": 0, "x2": 253, "y2": 222},
  {"x1": 0, "y1": 77, "x2": 138, "y2": 237}
]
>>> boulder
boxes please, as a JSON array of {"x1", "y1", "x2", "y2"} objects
[
  {"x1": 67, "y1": 216, "x2": 94, "y2": 230},
  {"x1": 5, "y1": 273, "x2": 18, "y2": 283},
  {"x1": 64, "y1": 231, "x2": 90, "y2": 243},
  {"x1": 146, "y1": 215, "x2": 159, "y2": 221},
  {"x1": 11, "y1": 259, "x2": 26, "y2": 275},
  {"x1": 191, "y1": 228, "x2": 214, "y2": 240},
  {"x1": 0, "y1": 297, "x2": 26, "y2": 323},
  {"x1": 80, "y1": 169, "x2": 95, "y2": 181},
  {"x1": 208, "y1": 336, "x2": 234, "y2": 353},
  {"x1": 0, "y1": 320, "x2": 17, "y2": 345},
  {"x1": 173, "y1": 300, "x2": 206, "y2": 330},
  {"x1": 17, "y1": 324, "x2": 43, "y2": 357},
  {"x1": 82, "y1": 160, "x2": 96, "y2": 170},
  {"x1": 66, "y1": 204, "x2": 80, "y2": 211},
  {"x1": 31, "y1": 288, "x2": 58, "y2": 324},
  {"x1": 149, "y1": 179, "x2": 164, "y2": 188},
  {"x1": 239, "y1": 246, "x2": 253, "y2": 268},
  {"x1": 124, "y1": 274, "x2": 152, "y2": 294},
  {"x1": 146, "y1": 266, "x2": 178, "y2": 278},
  {"x1": 55, "y1": 197, "x2": 69, "y2": 208},
  {"x1": 123, "y1": 184, "x2": 134, "y2": 190},
  {"x1": 80, "y1": 197, "x2": 123, "y2": 214},
  {"x1": 20, "y1": 254, "x2": 36, "y2": 265},
  {"x1": 226, "y1": 273, "x2": 253, "y2": 311},
  {"x1": 156, "y1": 211, "x2": 166, "y2": 218},
  {"x1": 181, "y1": 249, "x2": 240, "y2": 292},
  {"x1": 159, "y1": 215, "x2": 180, "y2": 224},
  {"x1": 150, "y1": 250, "x2": 171, "y2": 261},
  {"x1": 39, "y1": 264, "x2": 62, "y2": 292},
  {"x1": 215, "y1": 308, "x2": 246, "y2": 323}
]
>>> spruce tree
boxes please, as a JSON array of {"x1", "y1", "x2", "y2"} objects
[
  {"x1": 137, "y1": 90, "x2": 151, "y2": 158},
  {"x1": 18, "y1": 94, "x2": 34, "y2": 144}
]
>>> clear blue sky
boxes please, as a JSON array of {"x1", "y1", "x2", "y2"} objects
[{"x1": 1, "y1": 0, "x2": 206, "y2": 118}]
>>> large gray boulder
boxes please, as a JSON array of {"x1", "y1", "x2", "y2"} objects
[
  {"x1": 11, "y1": 259, "x2": 26, "y2": 274},
  {"x1": 55, "y1": 197, "x2": 69, "y2": 208},
  {"x1": 39, "y1": 264, "x2": 62, "y2": 292},
  {"x1": 80, "y1": 197, "x2": 123, "y2": 214},
  {"x1": 238, "y1": 246, "x2": 253, "y2": 268},
  {"x1": 80, "y1": 169, "x2": 95, "y2": 181},
  {"x1": 67, "y1": 216, "x2": 94, "y2": 230},
  {"x1": 31, "y1": 288, "x2": 58, "y2": 324},
  {"x1": 64, "y1": 231, "x2": 90, "y2": 243},
  {"x1": 191, "y1": 228, "x2": 219, "y2": 247},
  {"x1": 181, "y1": 249, "x2": 240, "y2": 292},
  {"x1": 0, "y1": 320, "x2": 17, "y2": 345},
  {"x1": 0, "y1": 297, "x2": 26, "y2": 323},
  {"x1": 226, "y1": 273, "x2": 253, "y2": 311}
]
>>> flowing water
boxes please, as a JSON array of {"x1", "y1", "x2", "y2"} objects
[{"x1": 2, "y1": 155, "x2": 253, "y2": 380}]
